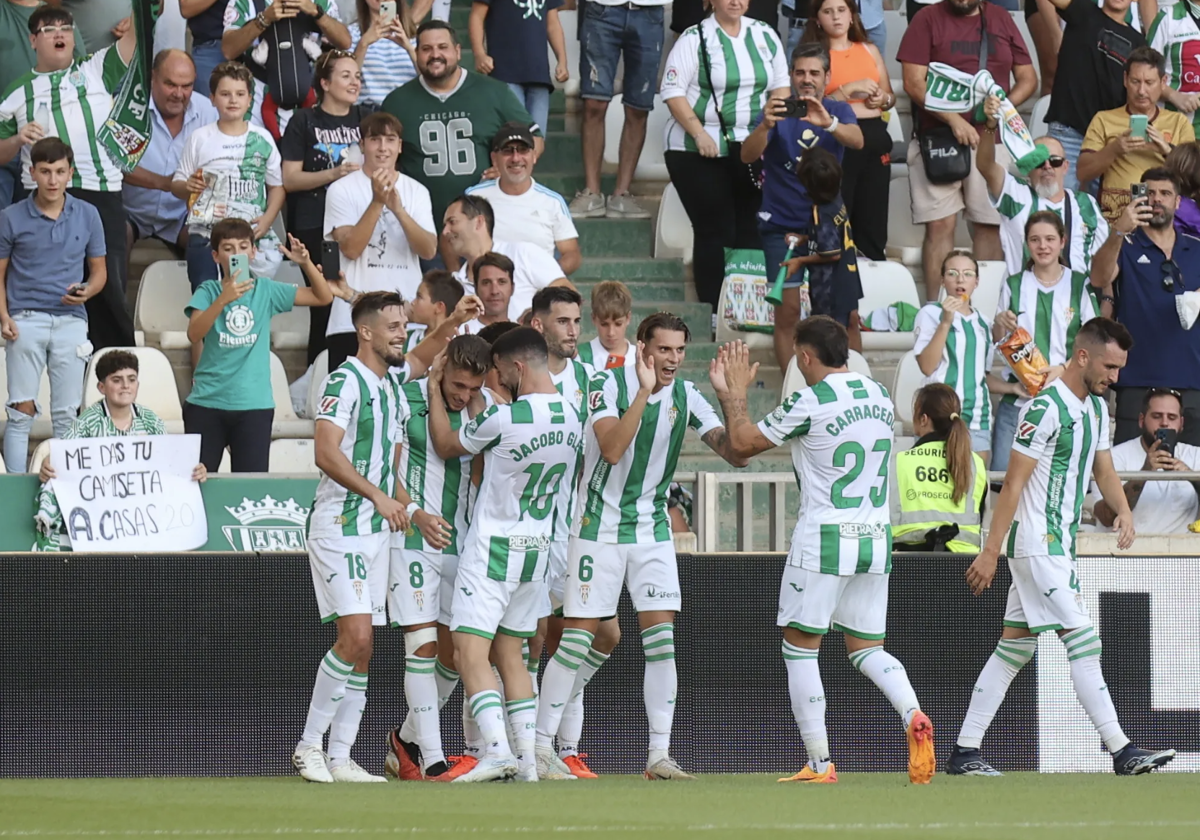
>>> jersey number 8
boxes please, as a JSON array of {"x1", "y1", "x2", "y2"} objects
[{"x1": 420, "y1": 118, "x2": 476, "y2": 177}]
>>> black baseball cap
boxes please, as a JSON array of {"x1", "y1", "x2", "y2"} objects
[{"x1": 491, "y1": 122, "x2": 535, "y2": 152}]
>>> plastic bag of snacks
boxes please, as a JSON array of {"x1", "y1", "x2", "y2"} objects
[{"x1": 998, "y1": 327, "x2": 1049, "y2": 396}]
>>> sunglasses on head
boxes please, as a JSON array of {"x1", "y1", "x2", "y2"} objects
[{"x1": 1038, "y1": 156, "x2": 1067, "y2": 169}]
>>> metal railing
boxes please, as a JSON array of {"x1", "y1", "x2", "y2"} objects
[{"x1": 689, "y1": 470, "x2": 1200, "y2": 554}]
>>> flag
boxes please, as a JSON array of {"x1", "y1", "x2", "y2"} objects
[
  {"x1": 98, "y1": 0, "x2": 162, "y2": 173},
  {"x1": 923, "y1": 62, "x2": 1049, "y2": 176}
]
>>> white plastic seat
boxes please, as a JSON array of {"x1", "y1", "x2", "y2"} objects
[
  {"x1": 83, "y1": 347, "x2": 183, "y2": 421},
  {"x1": 1029, "y1": 95, "x2": 1052, "y2": 141},
  {"x1": 134, "y1": 260, "x2": 192, "y2": 349},
  {"x1": 848, "y1": 349, "x2": 873, "y2": 379},
  {"x1": 781, "y1": 350, "x2": 873, "y2": 401},
  {"x1": 886, "y1": 176, "x2": 923, "y2": 268},
  {"x1": 603, "y1": 94, "x2": 669, "y2": 181},
  {"x1": 270, "y1": 262, "x2": 310, "y2": 350},
  {"x1": 891, "y1": 352, "x2": 925, "y2": 428},
  {"x1": 270, "y1": 438, "x2": 320, "y2": 473},
  {"x1": 654, "y1": 182, "x2": 693, "y2": 262},
  {"x1": 306, "y1": 350, "x2": 330, "y2": 420},
  {"x1": 28, "y1": 438, "x2": 51, "y2": 475},
  {"x1": 270, "y1": 353, "x2": 299, "y2": 422},
  {"x1": 857, "y1": 259, "x2": 921, "y2": 351}
]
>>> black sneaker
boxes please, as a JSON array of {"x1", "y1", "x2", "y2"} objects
[
  {"x1": 1113, "y1": 744, "x2": 1176, "y2": 775},
  {"x1": 946, "y1": 745, "x2": 1003, "y2": 776}
]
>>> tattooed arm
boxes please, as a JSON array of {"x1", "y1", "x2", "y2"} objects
[{"x1": 709, "y1": 342, "x2": 778, "y2": 459}]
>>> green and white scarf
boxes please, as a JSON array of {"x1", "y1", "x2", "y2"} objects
[{"x1": 97, "y1": 0, "x2": 161, "y2": 172}]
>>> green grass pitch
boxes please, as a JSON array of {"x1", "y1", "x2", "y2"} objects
[{"x1": 2, "y1": 774, "x2": 1199, "y2": 840}]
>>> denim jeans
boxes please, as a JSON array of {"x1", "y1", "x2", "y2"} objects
[
  {"x1": 187, "y1": 233, "x2": 218, "y2": 291},
  {"x1": 191, "y1": 40, "x2": 225, "y2": 97},
  {"x1": 580, "y1": 2, "x2": 664, "y2": 110},
  {"x1": 506, "y1": 83, "x2": 552, "y2": 134},
  {"x1": 989, "y1": 397, "x2": 1021, "y2": 473},
  {"x1": 864, "y1": 19, "x2": 887, "y2": 55},
  {"x1": 3, "y1": 311, "x2": 91, "y2": 471},
  {"x1": 0, "y1": 156, "x2": 22, "y2": 212},
  {"x1": 1048, "y1": 121, "x2": 1095, "y2": 195}
]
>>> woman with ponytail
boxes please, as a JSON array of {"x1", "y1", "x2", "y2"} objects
[{"x1": 892, "y1": 384, "x2": 988, "y2": 553}]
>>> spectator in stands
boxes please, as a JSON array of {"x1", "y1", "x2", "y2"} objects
[
  {"x1": 34, "y1": 349, "x2": 208, "y2": 551},
  {"x1": 672, "y1": 0, "x2": 781, "y2": 42},
  {"x1": 1092, "y1": 388, "x2": 1200, "y2": 534},
  {"x1": 382, "y1": 21, "x2": 542, "y2": 266},
  {"x1": 185, "y1": 219, "x2": 335, "y2": 473},
  {"x1": 898, "y1": 0, "x2": 1037, "y2": 300},
  {"x1": 180, "y1": 1, "x2": 229, "y2": 96},
  {"x1": 404, "y1": 268, "x2": 464, "y2": 350},
  {"x1": 324, "y1": 111, "x2": 436, "y2": 371},
  {"x1": 123, "y1": 50, "x2": 218, "y2": 271},
  {"x1": 350, "y1": 0, "x2": 417, "y2": 107},
  {"x1": 173, "y1": 62, "x2": 285, "y2": 297},
  {"x1": 1148, "y1": 2, "x2": 1200, "y2": 143},
  {"x1": 912, "y1": 250, "x2": 1004, "y2": 461},
  {"x1": 282, "y1": 49, "x2": 375, "y2": 365},
  {"x1": 803, "y1": 0, "x2": 894, "y2": 261},
  {"x1": 468, "y1": 0, "x2": 568, "y2": 136},
  {"x1": 1091, "y1": 167, "x2": 1200, "y2": 445},
  {"x1": 465, "y1": 123, "x2": 580, "y2": 274},
  {"x1": 59, "y1": 1, "x2": 128, "y2": 53},
  {"x1": 1039, "y1": 0, "x2": 1145, "y2": 192},
  {"x1": 0, "y1": 137, "x2": 105, "y2": 472},
  {"x1": 1167, "y1": 142, "x2": 1200, "y2": 237},
  {"x1": 977, "y1": 95, "x2": 1109, "y2": 280},
  {"x1": 441, "y1": 194, "x2": 570, "y2": 320},
  {"x1": 463, "y1": 253, "x2": 516, "y2": 334},
  {"x1": 568, "y1": 0, "x2": 670, "y2": 221},
  {"x1": 577, "y1": 280, "x2": 636, "y2": 369},
  {"x1": 1078, "y1": 47, "x2": 1194, "y2": 221},
  {"x1": 661, "y1": 0, "x2": 789, "y2": 315},
  {"x1": 0, "y1": 6, "x2": 137, "y2": 349},
  {"x1": 990, "y1": 210, "x2": 1100, "y2": 470}
]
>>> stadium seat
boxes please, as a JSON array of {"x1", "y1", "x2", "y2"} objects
[
  {"x1": 858, "y1": 259, "x2": 921, "y2": 351},
  {"x1": 884, "y1": 112, "x2": 909, "y2": 180},
  {"x1": 654, "y1": 182, "x2": 693, "y2": 262},
  {"x1": 83, "y1": 347, "x2": 184, "y2": 427},
  {"x1": 779, "y1": 351, "x2": 873, "y2": 401},
  {"x1": 938, "y1": 259, "x2": 1006, "y2": 322},
  {"x1": 603, "y1": 94, "x2": 669, "y2": 181},
  {"x1": 0, "y1": 347, "x2": 58, "y2": 441},
  {"x1": 270, "y1": 262, "x2": 311, "y2": 350},
  {"x1": 27, "y1": 438, "x2": 50, "y2": 475},
  {"x1": 891, "y1": 351, "x2": 925, "y2": 428},
  {"x1": 1029, "y1": 95, "x2": 1051, "y2": 142},
  {"x1": 135, "y1": 260, "x2": 192, "y2": 349},
  {"x1": 270, "y1": 438, "x2": 320, "y2": 473},
  {"x1": 714, "y1": 276, "x2": 773, "y2": 351},
  {"x1": 886, "y1": 176, "x2": 923, "y2": 267},
  {"x1": 305, "y1": 350, "x2": 330, "y2": 420},
  {"x1": 848, "y1": 349, "x2": 873, "y2": 379},
  {"x1": 270, "y1": 352, "x2": 314, "y2": 438}
]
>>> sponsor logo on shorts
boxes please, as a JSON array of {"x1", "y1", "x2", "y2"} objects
[
  {"x1": 460, "y1": 586, "x2": 474, "y2": 597},
  {"x1": 838, "y1": 523, "x2": 888, "y2": 540},
  {"x1": 1043, "y1": 588, "x2": 1057, "y2": 597},
  {"x1": 391, "y1": 582, "x2": 401, "y2": 592},
  {"x1": 645, "y1": 586, "x2": 680, "y2": 600},
  {"x1": 789, "y1": 583, "x2": 804, "y2": 592},
  {"x1": 327, "y1": 573, "x2": 338, "y2": 583}
]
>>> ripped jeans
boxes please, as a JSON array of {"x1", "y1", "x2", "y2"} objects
[
  {"x1": 579, "y1": 2, "x2": 663, "y2": 110},
  {"x1": 4, "y1": 311, "x2": 91, "y2": 472}
]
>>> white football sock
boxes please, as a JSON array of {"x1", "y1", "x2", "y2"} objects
[
  {"x1": 468, "y1": 690, "x2": 513, "y2": 759},
  {"x1": 848, "y1": 646, "x2": 922, "y2": 728},
  {"x1": 435, "y1": 660, "x2": 460, "y2": 708},
  {"x1": 525, "y1": 640, "x2": 540, "y2": 697},
  {"x1": 783, "y1": 640, "x2": 829, "y2": 772},
  {"x1": 559, "y1": 648, "x2": 610, "y2": 757},
  {"x1": 402, "y1": 655, "x2": 444, "y2": 769},
  {"x1": 506, "y1": 697, "x2": 537, "y2": 773},
  {"x1": 1063, "y1": 628, "x2": 1129, "y2": 754},
  {"x1": 327, "y1": 671, "x2": 368, "y2": 765},
  {"x1": 956, "y1": 637, "x2": 1036, "y2": 749},
  {"x1": 462, "y1": 699, "x2": 484, "y2": 757},
  {"x1": 535, "y1": 628, "x2": 593, "y2": 748},
  {"x1": 298, "y1": 649, "x2": 351, "y2": 748},
  {"x1": 642, "y1": 623, "x2": 676, "y2": 754}
]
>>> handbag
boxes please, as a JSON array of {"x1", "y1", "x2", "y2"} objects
[
  {"x1": 698, "y1": 20, "x2": 762, "y2": 190},
  {"x1": 917, "y1": 10, "x2": 988, "y2": 185}
]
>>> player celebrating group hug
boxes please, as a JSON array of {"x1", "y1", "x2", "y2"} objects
[{"x1": 289, "y1": 275, "x2": 1175, "y2": 782}]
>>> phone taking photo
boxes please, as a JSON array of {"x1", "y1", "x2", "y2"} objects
[
  {"x1": 228, "y1": 253, "x2": 250, "y2": 283},
  {"x1": 1155, "y1": 427, "x2": 1178, "y2": 455},
  {"x1": 780, "y1": 98, "x2": 808, "y2": 119},
  {"x1": 321, "y1": 240, "x2": 341, "y2": 281},
  {"x1": 1130, "y1": 113, "x2": 1148, "y2": 140},
  {"x1": 380, "y1": 1, "x2": 397, "y2": 24}
]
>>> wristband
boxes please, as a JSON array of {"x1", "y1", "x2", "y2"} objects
[
  {"x1": 314, "y1": 4, "x2": 326, "y2": 19},
  {"x1": 255, "y1": 11, "x2": 269, "y2": 29},
  {"x1": 406, "y1": 502, "x2": 420, "y2": 518},
  {"x1": 827, "y1": 115, "x2": 840, "y2": 133}
]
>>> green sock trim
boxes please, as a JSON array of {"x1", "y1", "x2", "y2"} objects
[
  {"x1": 1060, "y1": 626, "x2": 1093, "y2": 644},
  {"x1": 584, "y1": 650, "x2": 610, "y2": 668},
  {"x1": 435, "y1": 661, "x2": 459, "y2": 681},
  {"x1": 848, "y1": 647, "x2": 882, "y2": 668},
  {"x1": 640, "y1": 624, "x2": 673, "y2": 640},
  {"x1": 346, "y1": 672, "x2": 368, "y2": 691},
  {"x1": 469, "y1": 691, "x2": 502, "y2": 716},
  {"x1": 322, "y1": 651, "x2": 353, "y2": 676},
  {"x1": 645, "y1": 652, "x2": 676, "y2": 662},
  {"x1": 1067, "y1": 645, "x2": 1104, "y2": 661},
  {"x1": 505, "y1": 698, "x2": 537, "y2": 713},
  {"x1": 643, "y1": 638, "x2": 674, "y2": 651}
]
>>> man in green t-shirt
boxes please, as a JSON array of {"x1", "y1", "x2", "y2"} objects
[
  {"x1": 381, "y1": 20, "x2": 541, "y2": 266},
  {"x1": 184, "y1": 216, "x2": 335, "y2": 472}
]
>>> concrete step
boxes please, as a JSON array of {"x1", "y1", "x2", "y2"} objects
[
  {"x1": 575, "y1": 277, "x2": 683, "y2": 302},
  {"x1": 536, "y1": 132, "x2": 582, "y2": 171},
  {"x1": 575, "y1": 257, "x2": 687, "y2": 281},
  {"x1": 574, "y1": 217, "x2": 654, "y2": 258}
]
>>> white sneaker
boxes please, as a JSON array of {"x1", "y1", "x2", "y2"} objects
[
  {"x1": 606, "y1": 193, "x2": 651, "y2": 218},
  {"x1": 451, "y1": 755, "x2": 518, "y2": 783},
  {"x1": 329, "y1": 759, "x2": 387, "y2": 782},
  {"x1": 515, "y1": 765, "x2": 539, "y2": 782},
  {"x1": 569, "y1": 190, "x2": 606, "y2": 219},
  {"x1": 536, "y1": 745, "x2": 578, "y2": 780},
  {"x1": 293, "y1": 744, "x2": 333, "y2": 783},
  {"x1": 645, "y1": 756, "x2": 696, "y2": 780}
]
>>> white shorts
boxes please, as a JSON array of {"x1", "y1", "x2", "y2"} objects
[
  {"x1": 1003, "y1": 554, "x2": 1089, "y2": 633},
  {"x1": 308, "y1": 532, "x2": 390, "y2": 626},
  {"x1": 563, "y1": 536, "x2": 681, "y2": 618},
  {"x1": 387, "y1": 548, "x2": 446, "y2": 628},
  {"x1": 776, "y1": 565, "x2": 889, "y2": 640},
  {"x1": 449, "y1": 554, "x2": 546, "y2": 639},
  {"x1": 547, "y1": 539, "x2": 569, "y2": 615}
]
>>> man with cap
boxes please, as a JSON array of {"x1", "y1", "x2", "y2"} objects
[{"x1": 465, "y1": 123, "x2": 580, "y2": 275}]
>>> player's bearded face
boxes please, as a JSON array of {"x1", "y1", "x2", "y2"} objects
[
  {"x1": 496, "y1": 358, "x2": 523, "y2": 401},
  {"x1": 1082, "y1": 346, "x2": 1126, "y2": 396},
  {"x1": 372, "y1": 307, "x2": 408, "y2": 368}
]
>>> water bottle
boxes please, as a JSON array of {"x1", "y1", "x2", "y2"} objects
[{"x1": 35, "y1": 103, "x2": 52, "y2": 137}]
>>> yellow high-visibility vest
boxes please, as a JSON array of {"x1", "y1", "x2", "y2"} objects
[{"x1": 890, "y1": 440, "x2": 986, "y2": 553}]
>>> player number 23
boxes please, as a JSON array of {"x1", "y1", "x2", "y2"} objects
[
  {"x1": 420, "y1": 118, "x2": 476, "y2": 177},
  {"x1": 830, "y1": 439, "x2": 890, "y2": 510}
]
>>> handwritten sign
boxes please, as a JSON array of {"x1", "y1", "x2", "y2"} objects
[{"x1": 50, "y1": 435, "x2": 207, "y2": 552}]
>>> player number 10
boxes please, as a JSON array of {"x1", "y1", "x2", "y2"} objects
[{"x1": 420, "y1": 118, "x2": 476, "y2": 177}]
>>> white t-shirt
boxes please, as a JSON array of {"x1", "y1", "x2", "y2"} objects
[
  {"x1": 1091, "y1": 437, "x2": 1200, "y2": 534},
  {"x1": 463, "y1": 179, "x2": 578, "y2": 257},
  {"x1": 577, "y1": 336, "x2": 636, "y2": 370},
  {"x1": 453, "y1": 239, "x2": 565, "y2": 321},
  {"x1": 174, "y1": 122, "x2": 283, "y2": 236},
  {"x1": 323, "y1": 169, "x2": 436, "y2": 336}
]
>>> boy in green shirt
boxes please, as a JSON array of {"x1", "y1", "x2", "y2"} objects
[{"x1": 185, "y1": 217, "x2": 335, "y2": 472}]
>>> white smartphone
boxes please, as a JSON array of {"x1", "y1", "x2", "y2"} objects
[{"x1": 380, "y1": 1, "x2": 397, "y2": 24}]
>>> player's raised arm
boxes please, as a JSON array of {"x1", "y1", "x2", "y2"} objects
[
  {"x1": 408, "y1": 295, "x2": 484, "y2": 378},
  {"x1": 591, "y1": 343, "x2": 653, "y2": 465},
  {"x1": 711, "y1": 341, "x2": 777, "y2": 459},
  {"x1": 426, "y1": 354, "x2": 472, "y2": 459},
  {"x1": 1091, "y1": 449, "x2": 1136, "y2": 550}
]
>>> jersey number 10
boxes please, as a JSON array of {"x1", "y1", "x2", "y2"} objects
[{"x1": 420, "y1": 119, "x2": 477, "y2": 177}]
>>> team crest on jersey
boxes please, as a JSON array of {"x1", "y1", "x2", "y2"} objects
[
  {"x1": 575, "y1": 388, "x2": 584, "y2": 409},
  {"x1": 668, "y1": 406, "x2": 680, "y2": 427},
  {"x1": 414, "y1": 590, "x2": 425, "y2": 610},
  {"x1": 353, "y1": 580, "x2": 364, "y2": 600},
  {"x1": 1064, "y1": 306, "x2": 1075, "y2": 323}
]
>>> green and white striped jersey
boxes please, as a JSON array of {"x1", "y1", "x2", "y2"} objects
[
  {"x1": 174, "y1": 122, "x2": 283, "y2": 236},
  {"x1": 757, "y1": 372, "x2": 895, "y2": 575},
  {"x1": 912, "y1": 303, "x2": 994, "y2": 433},
  {"x1": 996, "y1": 268, "x2": 1100, "y2": 407},
  {"x1": 575, "y1": 370, "x2": 722, "y2": 544},
  {"x1": 1149, "y1": 5, "x2": 1200, "y2": 134},
  {"x1": 551, "y1": 357, "x2": 594, "y2": 537},
  {"x1": 994, "y1": 172, "x2": 1107, "y2": 277},
  {"x1": 459, "y1": 393, "x2": 584, "y2": 582},
  {"x1": 660, "y1": 17, "x2": 789, "y2": 156},
  {"x1": 308, "y1": 358, "x2": 408, "y2": 539},
  {"x1": 576, "y1": 337, "x2": 635, "y2": 370},
  {"x1": 1006, "y1": 378, "x2": 1108, "y2": 560},
  {"x1": 0, "y1": 47, "x2": 128, "y2": 192},
  {"x1": 395, "y1": 378, "x2": 488, "y2": 555}
]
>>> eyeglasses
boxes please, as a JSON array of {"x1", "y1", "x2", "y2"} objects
[
  {"x1": 498, "y1": 144, "x2": 531, "y2": 155},
  {"x1": 944, "y1": 269, "x2": 978, "y2": 279},
  {"x1": 1162, "y1": 259, "x2": 1182, "y2": 292},
  {"x1": 1039, "y1": 156, "x2": 1067, "y2": 169},
  {"x1": 36, "y1": 25, "x2": 71, "y2": 35}
]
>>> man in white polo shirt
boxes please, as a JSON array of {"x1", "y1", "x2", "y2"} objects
[
  {"x1": 441, "y1": 192, "x2": 572, "y2": 321},
  {"x1": 325, "y1": 111, "x2": 437, "y2": 370},
  {"x1": 465, "y1": 122, "x2": 580, "y2": 275},
  {"x1": 1092, "y1": 388, "x2": 1200, "y2": 534},
  {"x1": 0, "y1": 5, "x2": 136, "y2": 349}
]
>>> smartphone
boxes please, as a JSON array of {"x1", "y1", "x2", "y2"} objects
[
  {"x1": 68, "y1": 277, "x2": 88, "y2": 296},
  {"x1": 228, "y1": 253, "x2": 249, "y2": 282},
  {"x1": 1131, "y1": 182, "x2": 1148, "y2": 201},
  {"x1": 1155, "y1": 428, "x2": 1178, "y2": 455},
  {"x1": 321, "y1": 240, "x2": 341, "y2": 281},
  {"x1": 1130, "y1": 113, "x2": 1148, "y2": 140},
  {"x1": 780, "y1": 98, "x2": 808, "y2": 119},
  {"x1": 380, "y1": 1, "x2": 397, "y2": 24}
]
